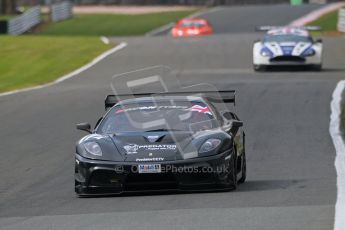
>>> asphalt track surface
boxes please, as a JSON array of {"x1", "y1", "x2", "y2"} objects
[{"x1": 1, "y1": 4, "x2": 344, "y2": 230}]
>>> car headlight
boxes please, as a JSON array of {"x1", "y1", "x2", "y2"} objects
[
  {"x1": 303, "y1": 48, "x2": 316, "y2": 56},
  {"x1": 199, "y1": 138, "x2": 221, "y2": 153},
  {"x1": 84, "y1": 142, "x2": 102, "y2": 156},
  {"x1": 261, "y1": 51, "x2": 270, "y2": 57}
]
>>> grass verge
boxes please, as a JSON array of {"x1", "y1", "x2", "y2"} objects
[
  {"x1": 342, "y1": 90, "x2": 345, "y2": 135},
  {"x1": 0, "y1": 36, "x2": 111, "y2": 93},
  {"x1": 0, "y1": 10, "x2": 198, "y2": 93},
  {"x1": 37, "y1": 10, "x2": 197, "y2": 36},
  {"x1": 308, "y1": 8, "x2": 345, "y2": 36},
  {"x1": 0, "y1": 15, "x2": 16, "y2": 20}
]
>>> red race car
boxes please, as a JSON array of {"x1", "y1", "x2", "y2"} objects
[{"x1": 171, "y1": 18, "x2": 213, "y2": 37}]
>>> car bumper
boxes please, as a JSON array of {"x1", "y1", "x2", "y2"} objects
[
  {"x1": 253, "y1": 55, "x2": 322, "y2": 66},
  {"x1": 75, "y1": 150, "x2": 234, "y2": 195}
]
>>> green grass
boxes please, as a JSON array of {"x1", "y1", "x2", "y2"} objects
[
  {"x1": 0, "y1": 10, "x2": 197, "y2": 93},
  {"x1": 308, "y1": 8, "x2": 343, "y2": 32},
  {"x1": 341, "y1": 89, "x2": 345, "y2": 134},
  {"x1": 38, "y1": 11, "x2": 197, "y2": 36},
  {"x1": 0, "y1": 36, "x2": 111, "y2": 93},
  {"x1": 0, "y1": 15, "x2": 16, "y2": 20},
  {"x1": 308, "y1": 7, "x2": 339, "y2": 35}
]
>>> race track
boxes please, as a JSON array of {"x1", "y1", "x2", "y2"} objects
[{"x1": 1, "y1": 4, "x2": 344, "y2": 230}]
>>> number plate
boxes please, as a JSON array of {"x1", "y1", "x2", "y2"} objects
[{"x1": 138, "y1": 164, "x2": 161, "y2": 174}]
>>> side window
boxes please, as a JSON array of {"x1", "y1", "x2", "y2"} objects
[{"x1": 208, "y1": 103, "x2": 223, "y2": 125}]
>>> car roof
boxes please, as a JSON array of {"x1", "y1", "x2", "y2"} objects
[
  {"x1": 267, "y1": 27, "x2": 309, "y2": 37},
  {"x1": 116, "y1": 96, "x2": 208, "y2": 106}
]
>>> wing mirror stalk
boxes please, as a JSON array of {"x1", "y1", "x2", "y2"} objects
[
  {"x1": 231, "y1": 120, "x2": 243, "y2": 129},
  {"x1": 76, "y1": 123, "x2": 92, "y2": 134}
]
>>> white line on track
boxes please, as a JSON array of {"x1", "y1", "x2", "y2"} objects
[
  {"x1": 145, "y1": 22, "x2": 175, "y2": 36},
  {"x1": 100, "y1": 36, "x2": 110, "y2": 44},
  {"x1": 0, "y1": 41, "x2": 128, "y2": 97},
  {"x1": 330, "y1": 80, "x2": 345, "y2": 230}
]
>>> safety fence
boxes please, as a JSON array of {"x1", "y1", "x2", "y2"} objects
[
  {"x1": 17, "y1": 0, "x2": 345, "y2": 5},
  {"x1": 338, "y1": 8, "x2": 345, "y2": 32},
  {"x1": 7, "y1": 6, "x2": 41, "y2": 35},
  {"x1": 51, "y1": 1, "x2": 73, "y2": 22}
]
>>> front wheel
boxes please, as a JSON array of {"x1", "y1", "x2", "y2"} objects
[
  {"x1": 228, "y1": 154, "x2": 238, "y2": 190},
  {"x1": 313, "y1": 64, "x2": 322, "y2": 71},
  {"x1": 254, "y1": 64, "x2": 265, "y2": 72},
  {"x1": 238, "y1": 152, "x2": 246, "y2": 184}
]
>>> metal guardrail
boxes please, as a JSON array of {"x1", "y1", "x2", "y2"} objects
[
  {"x1": 308, "y1": 0, "x2": 326, "y2": 3},
  {"x1": 338, "y1": 8, "x2": 345, "y2": 32},
  {"x1": 51, "y1": 1, "x2": 73, "y2": 22},
  {"x1": 8, "y1": 6, "x2": 41, "y2": 35}
]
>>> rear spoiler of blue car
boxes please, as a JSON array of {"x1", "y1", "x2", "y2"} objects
[
  {"x1": 105, "y1": 90, "x2": 236, "y2": 110},
  {"x1": 255, "y1": 25, "x2": 322, "y2": 31}
]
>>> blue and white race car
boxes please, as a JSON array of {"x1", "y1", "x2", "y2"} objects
[{"x1": 253, "y1": 26, "x2": 323, "y2": 71}]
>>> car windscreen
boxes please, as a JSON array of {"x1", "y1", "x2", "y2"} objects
[
  {"x1": 264, "y1": 35, "x2": 312, "y2": 43},
  {"x1": 98, "y1": 101, "x2": 219, "y2": 133},
  {"x1": 180, "y1": 21, "x2": 206, "y2": 28}
]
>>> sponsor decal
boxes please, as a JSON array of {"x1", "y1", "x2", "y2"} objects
[
  {"x1": 142, "y1": 144, "x2": 177, "y2": 151},
  {"x1": 136, "y1": 158, "x2": 164, "y2": 162},
  {"x1": 123, "y1": 144, "x2": 139, "y2": 154},
  {"x1": 123, "y1": 144, "x2": 177, "y2": 154}
]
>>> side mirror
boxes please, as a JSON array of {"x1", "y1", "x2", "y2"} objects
[
  {"x1": 316, "y1": 38, "x2": 323, "y2": 43},
  {"x1": 76, "y1": 123, "x2": 91, "y2": 133},
  {"x1": 231, "y1": 120, "x2": 243, "y2": 128}
]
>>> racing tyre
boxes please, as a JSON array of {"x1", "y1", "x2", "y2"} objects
[
  {"x1": 228, "y1": 153, "x2": 237, "y2": 190},
  {"x1": 254, "y1": 65, "x2": 265, "y2": 72},
  {"x1": 238, "y1": 152, "x2": 246, "y2": 184},
  {"x1": 313, "y1": 64, "x2": 322, "y2": 71}
]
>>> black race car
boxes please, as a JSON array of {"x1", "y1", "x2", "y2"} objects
[{"x1": 75, "y1": 91, "x2": 246, "y2": 196}]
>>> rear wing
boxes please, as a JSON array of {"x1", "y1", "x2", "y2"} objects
[
  {"x1": 105, "y1": 90, "x2": 236, "y2": 110},
  {"x1": 255, "y1": 25, "x2": 321, "y2": 31}
]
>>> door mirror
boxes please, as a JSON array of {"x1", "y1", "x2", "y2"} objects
[
  {"x1": 76, "y1": 123, "x2": 91, "y2": 133},
  {"x1": 231, "y1": 120, "x2": 243, "y2": 128},
  {"x1": 229, "y1": 120, "x2": 243, "y2": 134},
  {"x1": 316, "y1": 38, "x2": 323, "y2": 43}
]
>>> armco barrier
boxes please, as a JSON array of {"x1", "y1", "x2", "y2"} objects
[
  {"x1": 51, "y1": 1, "x2": 73, "y2": 22},
  {"x1": 338, "y1": 8, "x2": 345, "y2": 32},
  {"x1": 8, "y1": 6, "x2": 41, "y2": 35}
]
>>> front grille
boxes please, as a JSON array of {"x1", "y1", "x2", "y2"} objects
[
  {"x1": 89, "y1": 170, "x2": 122, "y2": 187},
  {"x1": 125, "y1": 173, "x2": 178, "y2": 191},
  {"x1": 270, "y1": 56, "x2": 305, "y2": 63}
]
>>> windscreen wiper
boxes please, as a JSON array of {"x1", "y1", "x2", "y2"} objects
[{"x1": 145, "y1": 128, "x2": 182, "y2": 132}]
